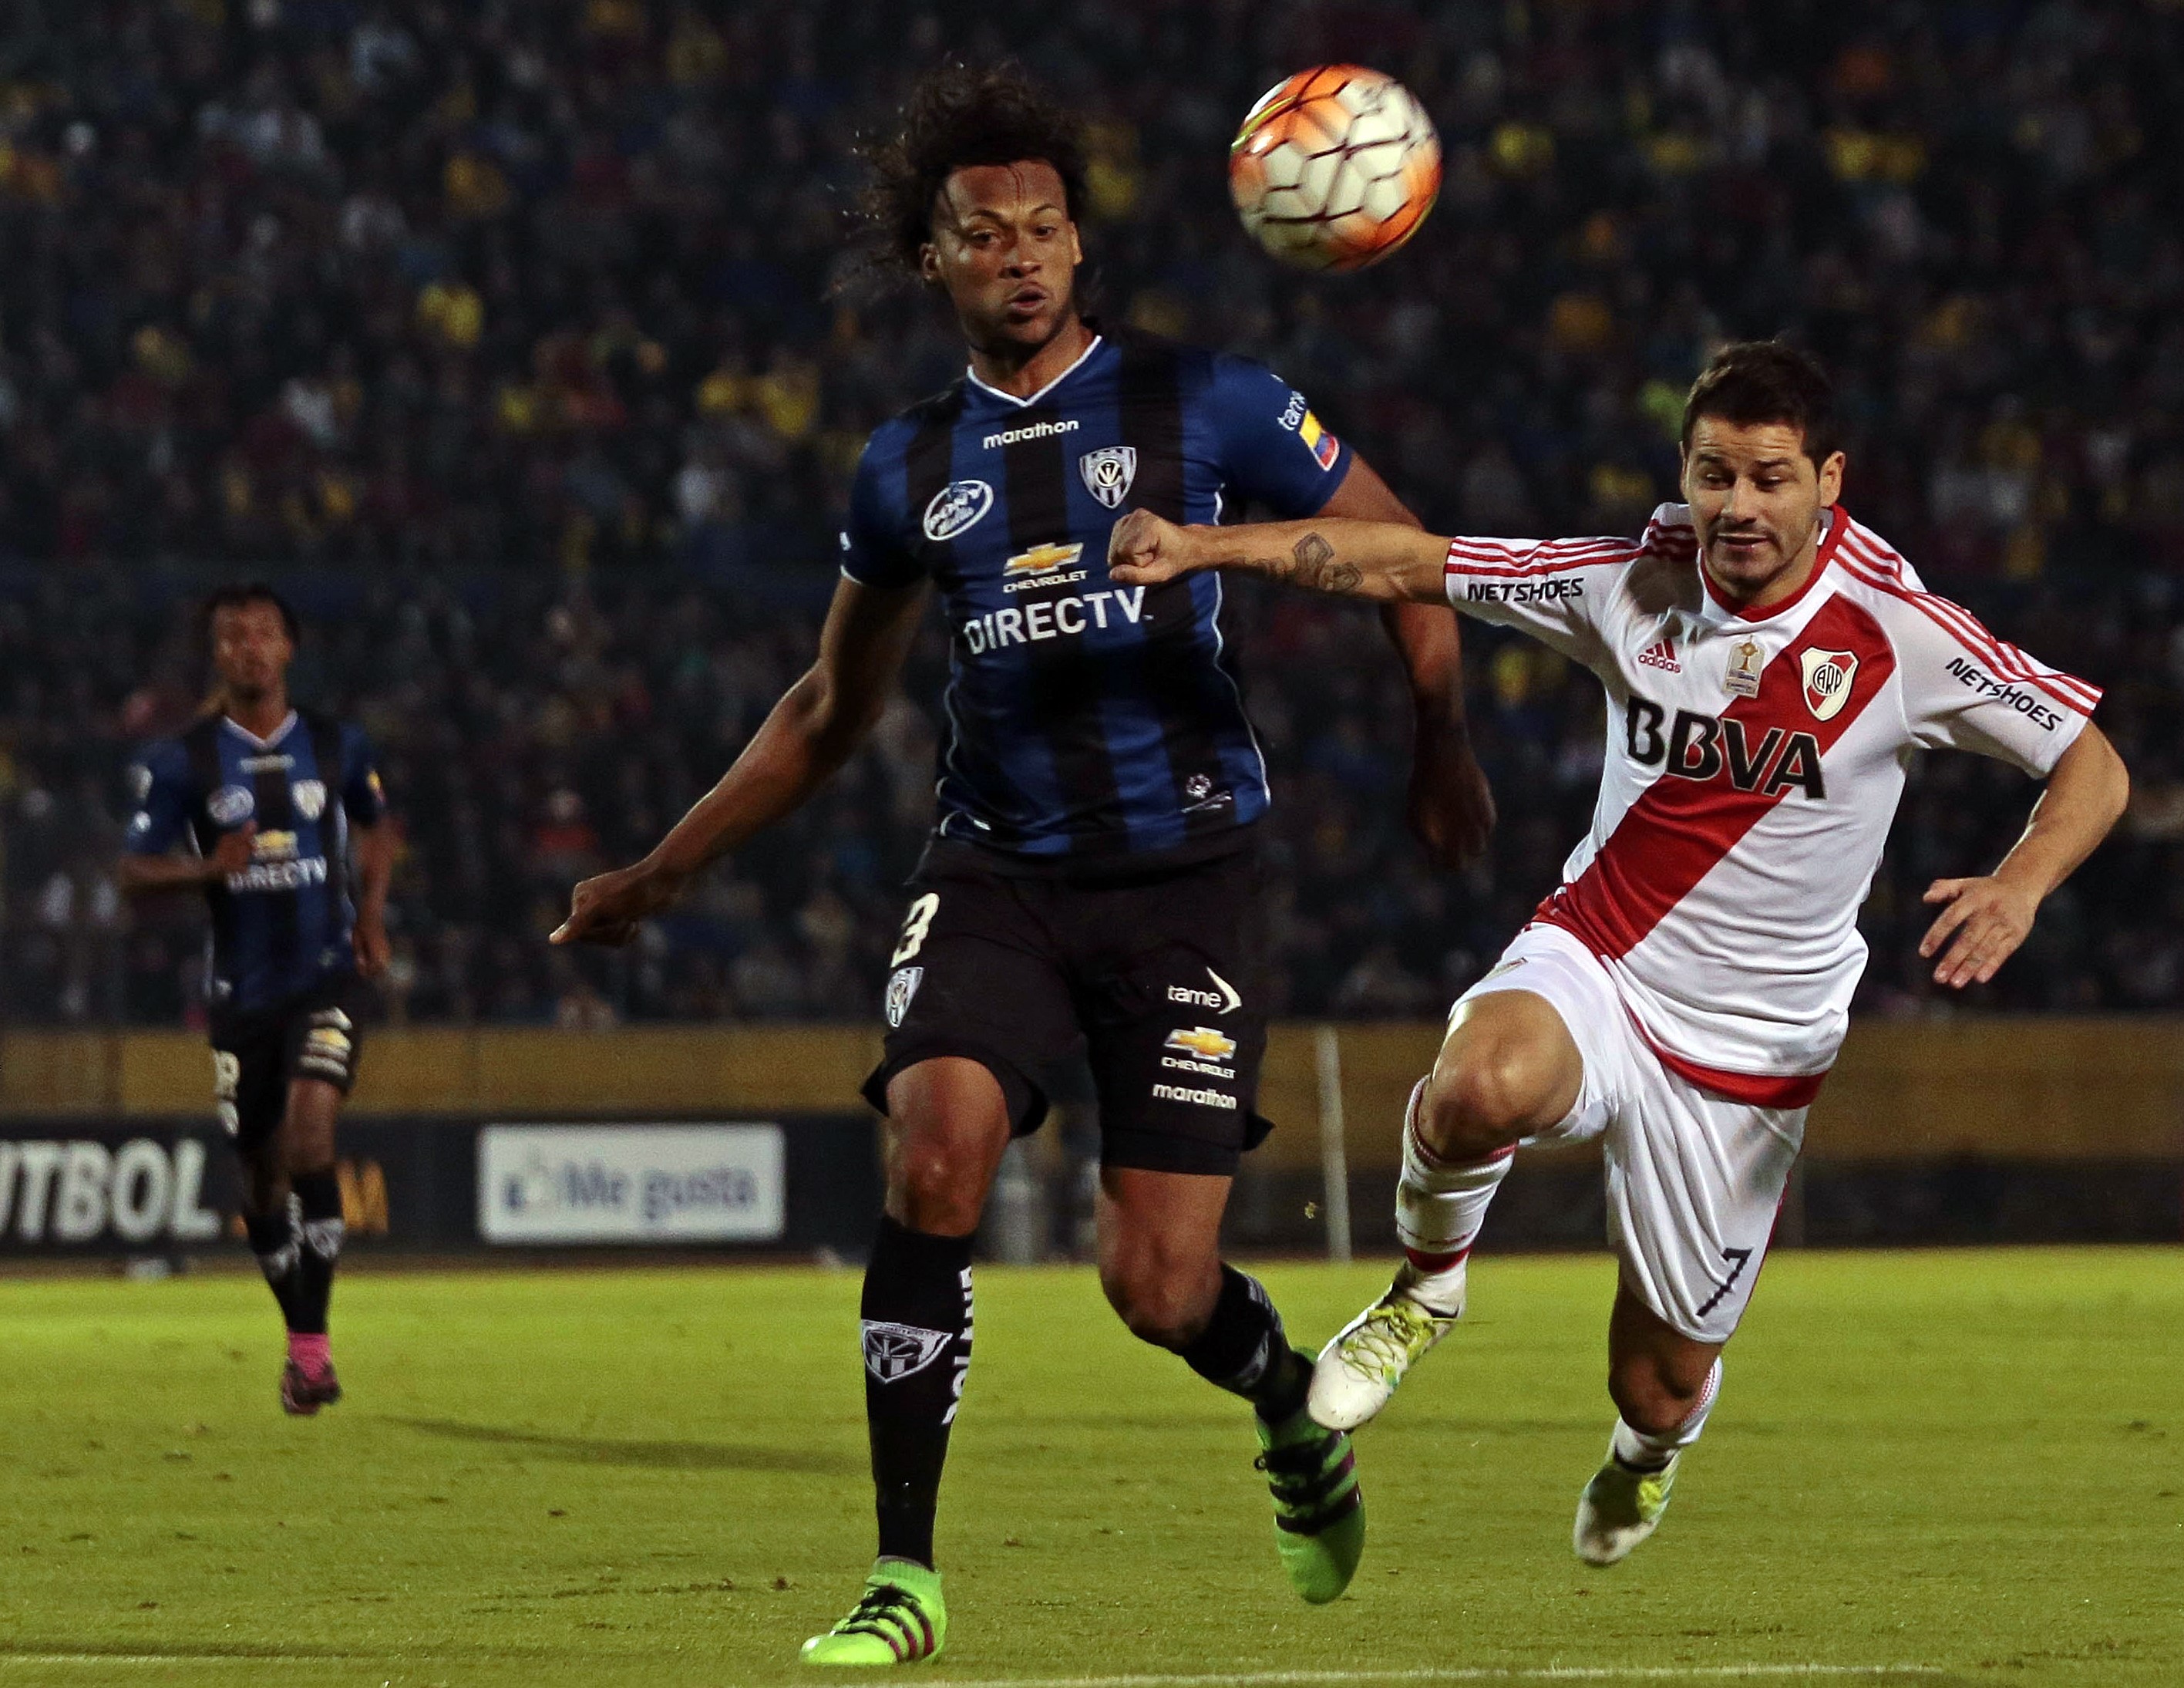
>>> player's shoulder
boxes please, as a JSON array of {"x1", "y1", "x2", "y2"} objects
[
  {"x1": 1105, "y1": 323, "x2": 1198, "y2": 366},
  {"x1": 1826, "y1": 510, "x2": 1929, "y2": 593},
  {"x1": 130, "y1": 716, "x2": 215, "y2": 798},
  {"x1": 1106, "y1": 325, "x2": 1270, "y2": 393},
  {"x1": 1634, "y1": 502, "x2": 1699, "y2": 557},
  {"x1": 1822, "y1": 511, "x2": 1954, "y2": 641},
  {"x1": 873, "y1": 378, "x2": 971, "y2": 443},
  {"x1": 850, "y1": 382, "x2": 972, "y2": 501},
  {"x1": 133, "y1": 732, "x2": 192, "y2": 778},
  {"x1": 153, "y1": 712, "x2": 225, "y2": 764},
  {"x1": 1823, "y1": 511, "x2": 2102, "y2": 716},
  {"x1": 296, "y1": 706, "x2": 368, "y2": 753},
  {"x1": 1617, "y1": 501, "x2": 1701, "y2": 601}
]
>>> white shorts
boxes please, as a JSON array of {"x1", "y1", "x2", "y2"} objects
[{"x1": 1456, "y1": 923, "x2": 1806, "y2": 1344}]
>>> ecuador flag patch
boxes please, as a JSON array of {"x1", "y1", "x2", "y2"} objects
[{"x1": 1298, "y1": 409, "x2": 1341, "y2": 471}]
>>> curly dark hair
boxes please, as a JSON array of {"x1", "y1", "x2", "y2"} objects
[
  {"x1": 853, "y1": 62, "x2": 1089, "y2": 278},
  {"x1": 1681, "y1": 340, "x2": 1841, "y2": 467}
]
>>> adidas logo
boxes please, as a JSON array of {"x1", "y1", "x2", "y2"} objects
[{"x1": 1637, "y1": 638, "x2": 1681, "y2": 672}]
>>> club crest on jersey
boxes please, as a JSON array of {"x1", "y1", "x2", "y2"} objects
[
  {"x1": 1725, "y1": 638, "x2": 1765, "y2": 699},
  {"x1": 1079, "y1": 446, "x2": 1137, "y2": 509},
  {"x1": 860, "y1": 1319, "x2": 954, "y2": 1383},
  {"x1": 884, "y1": 965, "x2": 924, "y2": 1029},
  {"x1": 922, "y1": 479, "x2": 994, "y2": 542},
  {"x1": 292, "y1": 779, "x2": 326, "y2": 821},
  {"x1": 207, "y1": 784, "x2": 254, "y2": 825},
  {"x1": 1800, "y1": 649, "x2": 1858, "y2": 720}
]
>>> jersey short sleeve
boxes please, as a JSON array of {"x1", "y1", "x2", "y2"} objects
[
  {"x1": 340, "y1": 723, "x2": 389, "y2": 824},
  {"x1": 838, "y1": 430, "x2": 925, "y2": 589},
  {"x1": 1442, "y1": 533, "x2": 1634, "y2": 667},
  {"x1": 125, "y1": 740, "x2": 195, "y2": 856},
  {"x1": 1895, "y1": 593, "x2": 2099, "y2": 777},
  {"x1": 1206, "y1": 355, "x2": 1354, "y2": 519}
]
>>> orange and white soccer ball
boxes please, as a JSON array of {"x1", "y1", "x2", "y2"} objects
[{"x1": 1228, "y1": 65, "x2": 1441, "y2": 273}]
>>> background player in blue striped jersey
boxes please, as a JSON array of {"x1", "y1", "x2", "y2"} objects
[
  {"x1": 554, "y1": 65, "x2": 1492, "y2": 1665},
  {"x1": 121, "y1": 585, "x2": 394, "y2": 1416}
]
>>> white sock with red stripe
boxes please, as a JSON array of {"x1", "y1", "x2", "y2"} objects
[
  {"x1": 1610, "y1": 1358, "x2": 1722, "y2": 1471},
  {"x1": 1394, "y1": 1078, "x2": 1514, "y2": 1316}
]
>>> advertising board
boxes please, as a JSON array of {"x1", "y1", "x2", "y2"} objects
[{"x1": 478, "y1": 1123, "x2": 787, "y2": 1245}]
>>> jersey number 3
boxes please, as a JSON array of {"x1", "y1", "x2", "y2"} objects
[{"x1": 892, "y1": 894, "x2": 941, "y2": 966}]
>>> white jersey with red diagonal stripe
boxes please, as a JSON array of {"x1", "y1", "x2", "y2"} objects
[{"x1": 1444, "y1": 504, "x2": 2099, "y2": 1101}]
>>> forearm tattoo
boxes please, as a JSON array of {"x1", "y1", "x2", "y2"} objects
[{"x1": 1221, "y1": 531, "x2": 1366, "y2": 595}]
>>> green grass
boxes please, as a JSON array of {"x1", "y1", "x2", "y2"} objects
[{"x1": 0, "y1": 1249, "x2": 2179, "y2": 1687}]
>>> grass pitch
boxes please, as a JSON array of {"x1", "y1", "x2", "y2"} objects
[{"x1": 0, "y1": 1249, "x2": 2178, "y2": 1688}]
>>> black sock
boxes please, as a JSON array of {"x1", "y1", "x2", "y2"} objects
[
  {"x1": 290, "y1": 1171, "x2": 345, "y2": 1339},
  {"x1": 244, "y1": 1208, "x2": 305, "y2": 1331},
  {"x1": 1179, "y1": 1265, "x2": 1311, "y2": 1426},
  {"x1": 860, "y1": 1215, "x2": 974, "y2": 1570}
]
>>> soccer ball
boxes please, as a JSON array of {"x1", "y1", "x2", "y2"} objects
[{"x1": 1228, "y1": 65, "x2": 1441, "y2": 273}]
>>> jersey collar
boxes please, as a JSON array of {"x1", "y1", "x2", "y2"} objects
[
  {"x1": 964, "y1": 333, "x2": 1105, "y2": 409},
  {"x1": 1694, "y1": 505, "x2": 1845, "y2": 626},
  {"x1": 220, "y1": 709, "x2": 298, "y2": 750}
]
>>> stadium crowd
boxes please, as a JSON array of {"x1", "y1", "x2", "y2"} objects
[{"x1": 2, "y1": 0, "x2": 2181, "y2": 1026}]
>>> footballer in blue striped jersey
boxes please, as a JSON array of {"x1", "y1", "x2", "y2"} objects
[
  {"x1": 121, "y1": 585, "x2": 395, "y2": 1417},
  {"x1": 555, "y1": 64, "x2": 1492, "y2": 1663}
]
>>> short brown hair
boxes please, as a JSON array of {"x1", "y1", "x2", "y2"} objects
[
  {"x1": 853, "y1": 62, "x2": 1089, "y2": 278},
  {"x1": 1681, "y1": 341, "x2": 1840, "y2": 467}
]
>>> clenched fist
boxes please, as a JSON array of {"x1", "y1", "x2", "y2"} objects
[
  {"x1": 1107, "y1": 509, "x2": 1201, "y2": 587},
  {"x1": 208, "y1": 824, "x2": 257, "y2": 878},
  {"x1": 552, "y1": 861, "x2": 688, "y2": 948}
]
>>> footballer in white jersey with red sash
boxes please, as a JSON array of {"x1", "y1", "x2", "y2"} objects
[
  {"x1": 1448, "y1": 499, "x2": 2099, "y2": 1106},
  {"x1": 1106, "y1": 341, "x2": 2129, "y2": 1568}
]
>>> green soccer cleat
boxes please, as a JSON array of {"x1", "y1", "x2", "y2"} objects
[
  {"x1": 1308, "y1": 1266, "x2": 1462, "y2": 1433},
  {"x1": 799, "y1": 1559, "x2": 947, "y2": 1667},
  {"x1": 1573, "y1": 1444, "x2": 1681, "y2": 1567},
  {"x1": 1254, "y1": 1407, "x2": 1365, "y2": 1604}
]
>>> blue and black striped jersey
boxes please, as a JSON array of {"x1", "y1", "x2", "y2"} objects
[
  {"x1": 126, "y1": 709, "x2": 385, "y2": 1015},
  {"x1": 841, "y1": 329, "x2": 1353, "y2": 863}
]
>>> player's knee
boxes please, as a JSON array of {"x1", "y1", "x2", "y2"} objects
[
  {"x1": 883, "y1": 1066, "x2": 1012, "y2": 1235},
  {"x1": 1421, "y1": 1039, "x2": 1553, "y2": 1160},
  {"x1": 1609, "y1": 1353, "x2": 1705, "y2": 1438},
  {"x1": 884, "y1": 1116, "x2": 1005, "y2": 1235},
  {"x1": 1098, "y1": 1250, "x2": 1212, "y2": 1349},
  {"x1": 888, "y1": 1137, "x2": 989, "y2": 1236}
]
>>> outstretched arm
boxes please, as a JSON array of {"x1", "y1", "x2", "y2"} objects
[
  {"x1": 552, "y1": 575, "x2": 928, "y2": 946},
  {"x1": 1318, "y1": 455, "x2": 1493, "y2": 866},
  {"x1": 1108, "y1": 509, "x2": 1452, "y2": 605},
  {"x1": 1920, "y1": 723, "x2": 2129, "y2": 988}
]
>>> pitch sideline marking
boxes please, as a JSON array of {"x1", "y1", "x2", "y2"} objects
[
  {"x1": 0, "y1": 1659, "x2": 342, "y2": 1669},
  {"x1": 0, "y1": 1660, "x2": 1943, "y2": 1682},
  {"x1": 920, "y1": 1668, "x2": 1943, "y2": 1688}
]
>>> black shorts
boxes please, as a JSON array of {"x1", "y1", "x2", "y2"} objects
[
  {"x1": 208, "y1": 974, "x2": 370, "y2": 1152},
  {"x1": 862, "y1": 838, "x2": 1274, "y2": 1178}
]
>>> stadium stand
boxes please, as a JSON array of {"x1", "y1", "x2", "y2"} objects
[{"x1": 1, "y1": 0, "x2": 2179, "y2": 1025}]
